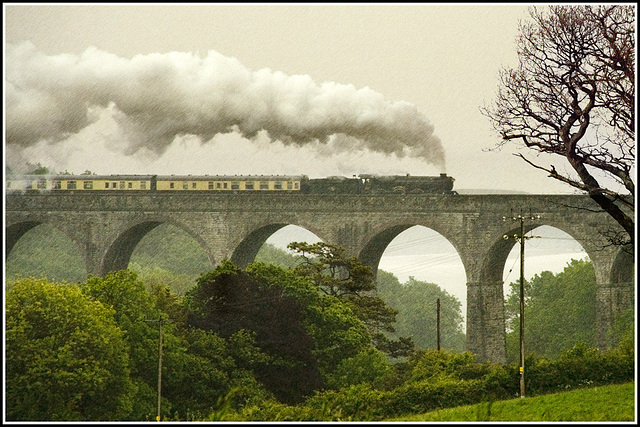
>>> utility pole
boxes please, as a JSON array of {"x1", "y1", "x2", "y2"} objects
[
  {"x1": 436, "y1": 298, "x2": 441, "y2": 351},
  {"x1": 145, "y1": 317, "x2": 167, "y2": 421},
  {"x1": 503, "y1": 210, "x2": 540, "y2": 398}
]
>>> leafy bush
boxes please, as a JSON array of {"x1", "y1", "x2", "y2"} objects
[
  {"x1": 304, "y1": 383, "x2": 386, "y2": 421},
  {"x1": 6, "y1": 278, "x2": 135, "y2": 420},
  {"x1": 326, "y1": 347, "x2": 392, "y2": 389},
  {"x1": 524, "y1": 341, "x2": 635, "y2": 395},
  {"x1": 381, "y1": 377, "x2": 483, "y2": 418}
]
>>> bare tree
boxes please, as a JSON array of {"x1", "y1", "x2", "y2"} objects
[{"x1": 482, "y1": 5, "x2": 635, "y2": 249}]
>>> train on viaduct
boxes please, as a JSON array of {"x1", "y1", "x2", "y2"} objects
[{"x1": 5, "y1": 173, "x2": 633, "y2": 363}]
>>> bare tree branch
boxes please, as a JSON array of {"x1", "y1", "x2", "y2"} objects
[{"x1": 481, "y1": 5, "x2": 635, "y2": 250}]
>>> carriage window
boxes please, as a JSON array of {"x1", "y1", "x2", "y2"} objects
[
  {"x1": 54, "y1": 180, "x2": 62, "y2": 189},
  {"x1": 119, "y1": 181, "x2": 125, "y2": 189},
  {"x1": 294, "y1": 182, "x2": 299, "y2": 190},
  {"x1": 287, "y1": 181, "x2": 293, "y2": 190},
  {"x1": 170, "y1": 182, "x2": 175, "y2": 189},
  {"x1": 67, "y1": 181, "x2": 77, "y2": 190},
  {"x1": 38, "y1": 180, "x2": 47, "y2": 189},
  {"x1": 223, "y1": 182, "x2": 228, "y2": 189},
  {"x1": 231, "y1": 182, "x2": 240, "y2": 190},
  {"x1": 105, "y1": 182, "x2": 110, "y2": 189},
  {"x1": 140, "y1": 181, "x2": 146, "y2": 190},
  {"x1": 209, "y1": 181, "x2": 214, "y2": 190},
  {"x1": 183, "y1": 181, "x2": 189, "y2": 190},
  {"x1": 83, "y1": 181, "x2": 93, "y2": 189},
  {"x1": 274, "y1": 182, "x2": 283, "y2": 190},
  {"x1": 216, "y1": 182, "x2": 222, "y2": 189},
  {"x1": 192, "y1": 182, "x2": 197, "y2": 189},
  {"x1": 260, "y1": 181, "x2": 269, "y2": 190},
  {"x1": 128, "y1": 182, "x2": 133, "y2": 189},
  {"x1": 245, "y1": 182, "x2": 254, "y2": 190}
]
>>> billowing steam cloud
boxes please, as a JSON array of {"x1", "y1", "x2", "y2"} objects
[{"x1": 6, "y1": 42, "x2": 446, "y2": 171}]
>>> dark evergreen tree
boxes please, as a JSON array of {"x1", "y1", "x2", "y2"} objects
[
  {"x1": 186, "y1": 260, "x2": 325, "y2": 404},
  {"x1": 288, "y1": 241, "x2": 415, "y2": 357}
]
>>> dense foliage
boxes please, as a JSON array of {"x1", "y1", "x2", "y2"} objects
[
  {"x1": 229, "y1": 343, "x2": 633, "y2": 421},
  {"x1": 185, "y1": 261, "x2": 326, "y2": 404},
  {"x1": 377, "y1": 271, "x2": 466, "y2": 352},
  {"x1": 5, "y1": 224, "x2": 466, "y2": 354},
  {"x1": 6, "y1": 258, "x2": 634, "y2": 421},
  {"x1": 287, "y1": 242, "x2": 414, "y2": 357},
  {"x1": 6, "y1": 278, "x2": 134, "y2": 420},
  {"x1": 504, "y1": 259, "x2": 597, "y2": 360},
  {"x1": 5, "y1": 223, "x2": 87, "y2": 283},
  {"x1": 5, "y1": 224, "x2": 634, "y2": 421}
]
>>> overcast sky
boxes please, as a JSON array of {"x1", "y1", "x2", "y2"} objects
[
  {"x1": 5, "y1": 4, "x2": 597, "y2": 325},
  {"x1": 4, "y1": 3, "x2": 580, "y2": 194}
]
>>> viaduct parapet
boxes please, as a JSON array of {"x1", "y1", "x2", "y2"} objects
[{"x1": 6, "y1": 192, "x2": 634, "y2": 363}]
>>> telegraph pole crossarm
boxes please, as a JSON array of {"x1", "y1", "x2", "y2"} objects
[{"x1": 502, "y1": 209, "x2": 540, "y2": 399}]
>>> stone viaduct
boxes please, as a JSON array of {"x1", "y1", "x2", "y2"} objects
[{"x1": 5, "y1": 191, "x2": 634, "y2": 363}]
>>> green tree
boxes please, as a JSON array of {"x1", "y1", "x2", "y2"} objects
[
  {"x1": 288, "y1": 242, "x2": 414, "y2": 357},
  {"x1": 131, "y1": 262, "x2": 197, "y2": 297},
  {"x1": 81, "y1": 269, "x2": 252, "y2": 420},
  {"x1": 80, "y1": 270, "x2": 170, "y2": 417},
  {"x1": 5, "y1": 278, "x2": 135, "y2": 421},
  {"x1": 504, "y1": 259, "x2": 597, "y2": 360},
  {"x1": 325, "y1": 347, "x2": 393, "y2": 389},
  {"x1": 377, "y1": 272, "x2": 466, "y2": 352},
  {"x1": 254, "y1": 242, "x2": 303, "y2": 269},
  {"x1": 26, "y1": 162, "x2": 51, "y2": 174},
  {"x1": 185, "y1": 260, "x2": 325, "y2": 404}
]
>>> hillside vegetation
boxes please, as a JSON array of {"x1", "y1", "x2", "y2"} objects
[
  {"x1": 392, "y1": 382, "x2": 635, "y2": 422},
  {"x1": 6, "y1": 222, "x2": 467, "y2": 352},
  {"x1": 5, "y1": 222, "x2": 634, "y2": 421}
]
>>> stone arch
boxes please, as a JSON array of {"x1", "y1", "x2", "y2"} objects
[
  {"x1": 6, "y1": 219, "x2": 87, "y2": 261},
  {"x1": 102, "y1": 218, "x2": 214, "y2": 276},
  {"x1": 483, "y1": 221, "x2": 595, "y2": 284},
  {"x1": 610, "y1": 247, "x2": 634, "y2": 286},
  {"x1": 6, "y1": 221, "x2": 43, "y2": 257},
  {"x1": 359, "y1": 221, "x2": 466, "y2": 281},
  {"x1": 600, "y1": 246, "x2": 635, "y2": 346},
  {"x1": 359, "y1": 224, "x2": 411, "y2": 278},
  {"x1": 5, "y1": 220, "x2": 88, "y2": 281},
  {"x1": 230, "y1": 222, "x2": 328, "y2": 268}
]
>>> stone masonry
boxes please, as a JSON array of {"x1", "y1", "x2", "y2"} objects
[{"x1": 5, "y1": 191, "x2": 634, "y2": 362}]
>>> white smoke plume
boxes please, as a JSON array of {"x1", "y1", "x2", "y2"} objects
[{"x1": 6, "y1": 41, "x2": 446, "y2": 171}]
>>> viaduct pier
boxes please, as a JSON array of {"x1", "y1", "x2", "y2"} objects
[{"x1": 6, "y1": 191, "x2": 634, "y2": 363}]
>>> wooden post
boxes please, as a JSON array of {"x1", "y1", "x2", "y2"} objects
[{"x1": 436, "y1": 298, "x2": 441, "y2": 351}]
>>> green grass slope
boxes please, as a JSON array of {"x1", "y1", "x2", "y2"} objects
[{"x1": 390, "y1": 382, "x2": 635, "y2": 422}]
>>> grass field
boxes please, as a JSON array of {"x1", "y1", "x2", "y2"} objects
[{"x1": 390, "y1": 382, "x2": 636, "y2": 422}]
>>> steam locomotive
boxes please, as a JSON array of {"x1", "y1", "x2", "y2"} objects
[{"x1": 6, "y1": 173, "x2": 456, "y2": 195}]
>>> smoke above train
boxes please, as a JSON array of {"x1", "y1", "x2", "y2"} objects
[{"x1": 6, "y1": 42, "x2": 446, "y2": 174}]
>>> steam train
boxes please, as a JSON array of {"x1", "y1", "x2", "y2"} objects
[{"x1": 6, "y1": 173, "x2": 456, "y2": 195}]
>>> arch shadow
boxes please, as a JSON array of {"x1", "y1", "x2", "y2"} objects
[
  {"x1": 231, "y1": 223, "x2": 326, "y2": 268},
  {"x1": 231, "y1": 224, "x2": 290, "y2": 268},
  {"x1": 6, "y1": 221, "x2": 88, "y2": 282},
  {"x1": 6, "y1": 221, "x2": 42, "y2": 258},
  {"x1": 103, "y1": 221, "x2": 163, "y2": 274}
]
